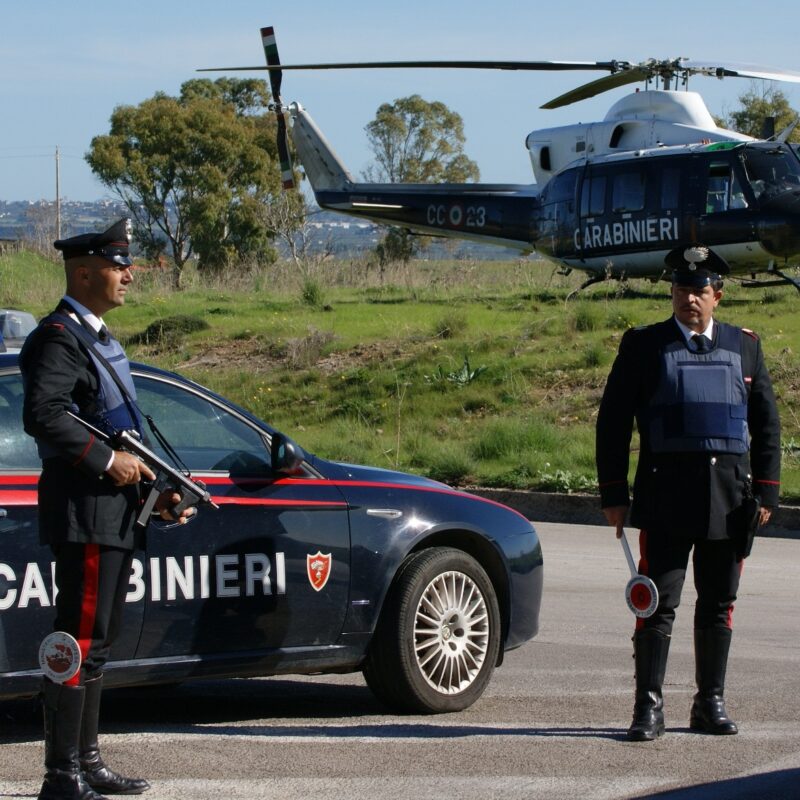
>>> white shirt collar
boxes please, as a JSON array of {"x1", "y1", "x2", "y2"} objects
[
  {"x1": 63, "y1": 295, "x2": 104, "y2": 334},
  {"x1": 673, "y1": 315, "x2": 714, "y2": 344}
]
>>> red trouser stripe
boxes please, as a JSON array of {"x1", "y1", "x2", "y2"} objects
[
  {"x1": 727, "y1": 558, "x2": 745, "y2": 630},
  {"x1": 66, "y1": 544, "x2": 100, "y2": 686}
]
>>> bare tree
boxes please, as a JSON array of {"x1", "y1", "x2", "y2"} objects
[
  {"x1": 23, "y1": 203, "x2": 59, "y2": 257},
  {"x1": 259, "y1": 192, "x2": 333, "y2": 281}
]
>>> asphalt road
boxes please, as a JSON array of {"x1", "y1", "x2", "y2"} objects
[{"x1": 1, "y1": 522, "x2": 798, "y2": 800}]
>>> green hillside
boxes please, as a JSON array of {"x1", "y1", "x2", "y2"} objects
[{"x1": 3, "y1": 250, "x2": 799, "y2": 499}]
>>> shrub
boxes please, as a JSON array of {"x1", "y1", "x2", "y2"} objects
[
  {"x1": 571, "y1": 302, "x2": 601, "y2": 332},
  {"x1": 426, "y1": 449, "x2": 474, "y2": 484},
  {"x1": 285, "y1": 327, "x2": 335, "y2": 367},
  {"x1": 431, "y1": 312, "x2": 467, "y2": 339},
  {"x1": 301, "y1": 278, "x2": 325, "y2": 308},
  {"x1": 127, "y1": 315, "x2": 210, "y2": 349},
  {"x1": 580, "y1": 343, "x2": 607, "y2": 368}
]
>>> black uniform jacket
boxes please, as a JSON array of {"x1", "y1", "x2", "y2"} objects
[
  {"x1": 20, "y1": 312, "x2": 141, "y2": 548},
  {"x1": 596, "y1": 317, "x2": 781, "y2": 540}
]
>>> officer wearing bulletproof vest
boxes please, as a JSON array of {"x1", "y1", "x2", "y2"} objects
[
  {"x1": 21, "y1": 219, "x2": 190, "y2": 800},
  {"x1": 596, "y1": 266, "x2": 781, "y2": 742}
]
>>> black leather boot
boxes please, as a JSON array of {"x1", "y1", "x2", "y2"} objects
[
  {"x1": 79, "y1": 675, "x2": 150, "y2": 795},
  {"x1": 690, "y1": 628, "x2": 738, "y2": 735},
  {"x1": 627, "y1": 629, "x2": 670, "y2": 742},
  {"x1": 38, "y1": 681, "x2": 109, "y2": 800}
]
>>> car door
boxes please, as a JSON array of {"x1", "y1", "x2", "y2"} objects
[
  {"x1": 130, "y1": 371, "x2": 351, "y2": 659},
  {"x1": 0, "y1": 368, "x2": 144, "y2": 677}
]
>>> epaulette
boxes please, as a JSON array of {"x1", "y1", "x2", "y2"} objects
[{"x1": 742, "y1": 328, "x2": 759, "y2": 340}]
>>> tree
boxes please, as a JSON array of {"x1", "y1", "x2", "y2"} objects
[
  {"x1": 258, "y1": 191, "x2": 332, "y2": 278},
  {"x1": 721, "y1": 84, "x2": 800, "y2": 142},
  {"x1": 375, "y1": 227, "x2": 417, "y2": 267},
  {"x1": 86, "y1": 78, "x2": 291, "y2": 287},
  {"x1": 364, "y1": 94, "x2": 480, "y2": 183},
  {"x1": 23, "y1": 202, "x2": 58, "y2": 257},
  {"x1": 364, "y1": 95, "x2": 480, "y2": 264}
]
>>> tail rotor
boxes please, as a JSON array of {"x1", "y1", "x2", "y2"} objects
[{"x1": 261, "y1": 26, "x2": 295, "y2": 189}]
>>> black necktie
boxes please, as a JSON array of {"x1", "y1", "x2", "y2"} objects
[
  {"x1": 692, "y1": 334, "x2": 710, "y2": 352},
  {"x1": 98, "y1": 325, "x2": 109, "y2": 343}
]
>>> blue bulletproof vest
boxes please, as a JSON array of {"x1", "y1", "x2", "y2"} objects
[
  {"x1": 646, "y1": 323, "x2": 749, "y2": 454},
  {"x1": 35, "y1": 312, "x2": 143, "y2": 460}
]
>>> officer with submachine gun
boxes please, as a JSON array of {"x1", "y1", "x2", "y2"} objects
[{"x1": 21, "y1": 219, "x2": 213, "y2": 800}]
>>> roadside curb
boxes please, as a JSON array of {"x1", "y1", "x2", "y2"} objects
[{"x1": 467, "y1": 488, "x2": 800, "y2": 540}]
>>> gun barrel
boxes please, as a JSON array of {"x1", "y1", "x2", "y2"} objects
[{"x1": 66, "y1": 411, "x2": 216, "y2": 508}]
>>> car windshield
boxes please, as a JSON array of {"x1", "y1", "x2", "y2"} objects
[
  {"x1": 740, "y1": 145, "x2": 800, "y2": 203},
  {"x1": 0, "y1": 310, "x2": 37, "y2": 341}
]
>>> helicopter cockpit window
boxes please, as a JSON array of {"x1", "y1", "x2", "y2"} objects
[
  {"x1": 611, "y1": 171, "x2": 645, "y2": 212},
  {"x1": 580, "y1": 175, "x2": 606, "y2": 217},
  {"x1": 741, "y1": 146, "x2": 800, "y2": 202},
  {"x1": 705, "y1": 162, "x2": 748, "y2": 213},
  {"x1": 548, "y1": 169, "x2": 578, "y2": 206}
]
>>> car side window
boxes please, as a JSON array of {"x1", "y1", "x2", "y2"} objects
[
  {"x1": 132, "y1": 375, "x2": 272, "y2": 474},
  {"x1": 0, "y1": 373, "x2": 40, "y2": 470}
]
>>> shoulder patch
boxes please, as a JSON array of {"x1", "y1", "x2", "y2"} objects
[
  {"x1": 742, "y1": 328, "x2": 759, "y2": 340},
  {"x1": 44, "y1": 322, "x2": 65, "y2": 330}
]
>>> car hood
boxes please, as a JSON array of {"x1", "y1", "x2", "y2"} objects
[{"x1": 313, "y1": 458, "x2": 450, "y2": 490}]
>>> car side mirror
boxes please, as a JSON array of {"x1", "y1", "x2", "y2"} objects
[{"x1": 270, "y1": 433, "x2": 306, "y2": 475}]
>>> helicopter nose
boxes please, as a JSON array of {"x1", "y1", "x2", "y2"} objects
[{"x1": 757, "y1": 194, "x2": 800, "y2": 257}]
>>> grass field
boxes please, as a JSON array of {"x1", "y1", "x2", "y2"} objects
[{"x1": 3, "y1": 248, "x2": 799, "y2": 500}]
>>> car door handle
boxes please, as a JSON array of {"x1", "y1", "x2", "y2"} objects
[
  {"x1": 0, "y1": 508, "x2": 7, "y2": 519},
  {"x1": 366, "y1": 508, "x2": 403, "y2": 519}
]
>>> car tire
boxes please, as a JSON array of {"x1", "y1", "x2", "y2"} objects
[{"x1": 363, "y1": 547, "x2": 501, "y2": 714}]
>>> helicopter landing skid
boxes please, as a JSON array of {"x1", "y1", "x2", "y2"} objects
[
  {"x1": 566, "y1": 272, "x2": 618, "y2": 300},
  {"x1": 739, "y1": 265, "x2": 800, "y2": 293},
  {"x1": 767, "y1": 266, "x2": 800, "y2": 293}
]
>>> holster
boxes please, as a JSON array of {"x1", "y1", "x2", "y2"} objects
[{"x1": 732, "y1": 491, "x2": 761, "y2": 561}]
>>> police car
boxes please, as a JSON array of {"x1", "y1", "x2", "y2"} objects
[
  {"x1": 0, "y1": 353, "x2": 542, "y2": 713},
  {"x1": 0, "y1": 309, "x2": 37, "y2": 354}
]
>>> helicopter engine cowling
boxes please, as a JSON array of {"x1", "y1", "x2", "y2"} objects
[{"x1": 525, "y1": 91, "x2": 752, "y2": 185}]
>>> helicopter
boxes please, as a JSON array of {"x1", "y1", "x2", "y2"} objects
[{"x1": 205, "y1": 26, "x2": 800, "y2": 293}]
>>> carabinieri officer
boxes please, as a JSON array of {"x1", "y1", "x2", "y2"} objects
[
  {"x1": 21, "y1": 219, "x2": 188, "y2": 800},
  {"x1": 596, "y1": 266, "x2": 781, "y2": 742}
]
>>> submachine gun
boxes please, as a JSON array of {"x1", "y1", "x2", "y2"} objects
[{"x1": 67, "y1": 411, "x2": 219, "y2": 528}]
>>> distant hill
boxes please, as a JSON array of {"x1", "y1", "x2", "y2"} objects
[
  {"x1": 0, "y1": 199, "x2": 129, "y2": 240},
  {"x1": 0, "y1": 199, "x2": 526, "y2": 261}
]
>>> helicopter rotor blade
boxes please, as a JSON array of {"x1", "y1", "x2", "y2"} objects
[
  {"x1": 260, "y1": 26, "x2": 295, "y2": 190},
  {"x1": 200, "y1": 59, "x2": 627, "y2": 74},
  {"x1": 540, "y1": 67, "x2": 650, "y2": 109},
  {"x1": 680, "y1": 60, "x2": 800, "y2": 83},
  {"x1": 201, "y1": 42, "x2": 800, "y2": 114}
]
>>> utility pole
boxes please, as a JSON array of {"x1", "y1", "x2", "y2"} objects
[{"x1": 55, "y1": 146, "x2": 61, "y2": 240}]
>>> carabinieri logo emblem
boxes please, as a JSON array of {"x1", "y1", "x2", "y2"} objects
[{"x1": 306, "y1": 551, "x2": 332, "y2": 592}]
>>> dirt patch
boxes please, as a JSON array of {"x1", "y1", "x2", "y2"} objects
[
  {"x1": 176, "y1": 339, "x2": 281, "y2": 372},
  {"x1": 177, "y1": 338, "x2": 409, "y2": 374}
]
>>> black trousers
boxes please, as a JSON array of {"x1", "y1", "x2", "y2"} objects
[
  {"x1": 51, "y1": 542, "x2": 133, "y2": 685},
  {"x1": 636, "y1": 529, "x2": 743, "y2": 636}
]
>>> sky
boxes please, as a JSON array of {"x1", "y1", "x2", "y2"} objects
[{"x1": 3, "y1": 0, "x2": 800, "y2": 202}]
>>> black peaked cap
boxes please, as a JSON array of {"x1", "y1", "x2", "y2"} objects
[{"x1": 54, "y1": 218, "x2": 133, "y2": 266}]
